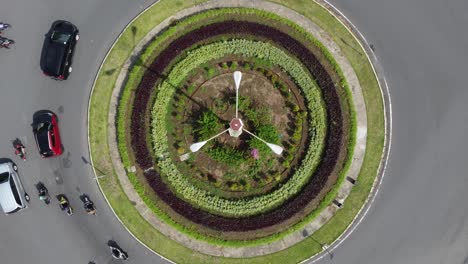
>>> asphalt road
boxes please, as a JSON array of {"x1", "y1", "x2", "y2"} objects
[
  {"x1": 1, "y1": 0, "x2": 467, "y2": 264},
  {"x1": 0, "y1": 0, "x2": 168, "y2": 263},
  {"x1": 314, "y1": 0, "x2": 468, "y2": 264}
]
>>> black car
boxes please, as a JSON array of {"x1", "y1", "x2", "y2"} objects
[{"x1": 40, "y1": 20, "x2": 79, "y2": 80}]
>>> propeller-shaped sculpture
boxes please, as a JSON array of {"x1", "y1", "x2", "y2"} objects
[{"x1": 189, "y1": 71, "x2": 283, "y2": 155}]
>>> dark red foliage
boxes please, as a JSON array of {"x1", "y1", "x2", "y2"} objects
[{"x1": 129, "y1": 20, "x2": 344, "y2": 231}]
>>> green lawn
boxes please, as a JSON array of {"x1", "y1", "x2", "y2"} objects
[{"x1": 88, "y1": 0, "x2": 385, "y2": 263}]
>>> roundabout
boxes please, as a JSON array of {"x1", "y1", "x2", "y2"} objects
[
  {"x1": 91, "y1": 0, "x2": 384, "y2": 261},
  {"x1": 2, "y1": 0, "x2": 466, "y2": 263}
]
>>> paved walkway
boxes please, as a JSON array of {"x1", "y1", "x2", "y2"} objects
[{"x1": 106, "y1": 0, "x2": 367, "y2": 258}]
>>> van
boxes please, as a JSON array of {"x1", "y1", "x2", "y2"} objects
[{"x1": 0, "y1": 162, "x2": 28, "y2": 214}]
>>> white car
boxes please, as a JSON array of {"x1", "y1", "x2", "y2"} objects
[{"x1": 0, "y1": 162, "x2": 28, "y2": 214}]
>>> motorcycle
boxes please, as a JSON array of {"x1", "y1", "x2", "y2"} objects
[
  {"x1": 0, "y1": 36, "x2": 14, "y2": 48},
  {"x1": 58, "y1": 195, "x2": 73, "y2": 216},
  {"x1": 110, "y1": 246, "x2": 128, "y2": 260},
  {"x1": 82, "y1": 194, "x2": 96, "y2": 215},
  {"x1": 13, "y1": 139, "x2": 26, "y2": 161},
  {"x1": 36, "y1": 182, "x2": 50, "y2": 205}
]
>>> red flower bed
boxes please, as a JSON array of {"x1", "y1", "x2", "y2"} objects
[{"x1": 128, "y1": 20, "x2": 344, "y2": 231}]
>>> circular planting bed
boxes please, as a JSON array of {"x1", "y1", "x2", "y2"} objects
[
  {"x1": 177, "y1": 69, "x2": 308, "y2": 199},
  {"x1": 89, "y1": 0, "x2": 387, "y2": 262},
  {"x1": 121, "y1": 8, "x2": 353, "y2": 240}
]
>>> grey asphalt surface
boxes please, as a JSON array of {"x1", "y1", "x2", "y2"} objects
[
  {"x1": 1, "y1": 0, "x2": 467, "y2": 264},
  {"x1": 0, "y1": 0, "x2": 168, "y2": 263},
  {"x1": 314, "y1": 0, "x2": 468, "y2": 264}
]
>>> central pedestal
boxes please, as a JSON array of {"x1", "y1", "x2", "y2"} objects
[{"x1": 228, "y1": 118, "x2": 243, "y2": 137}]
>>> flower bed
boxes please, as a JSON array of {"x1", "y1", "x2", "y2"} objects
[
  {"x1": 125, "y1": 18, "x2": 350, "y2": 232},
  {"x1": 151, "y1": 39, "x2": 327, "y2": 217}
]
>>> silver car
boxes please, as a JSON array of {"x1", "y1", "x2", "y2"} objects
[{"x1": 0, "y1": 161, "x2": 28, "y2": 214}]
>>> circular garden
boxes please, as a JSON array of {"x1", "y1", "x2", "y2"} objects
[
  {"x1": 89, "y1": 0, "x2": 387, "y2": 262},
  {"x1": 120, "y1": 7, "x2": 354, "y2": 241}
]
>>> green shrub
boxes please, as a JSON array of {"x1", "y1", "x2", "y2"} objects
[
  {"x1": 194, "y1": 111, "x2": 222, "y2": 140},
  {"x1": 229, "y1": 61, "x2": 238, "y2": 70},
  {"x1": 244, "y1": 106, "x2": 272, "y2": 127},
  {"x1": 238, "y1": 95, "x2": 252, "y2": 111},
  {"x1": 186, "y1": 83, "x2": 197, "y2": 94},
  {"x1": 205, "y1": 66, "x2": 217, "y2": 78},
  {"x1": 292, "y1": 104, "x2": 300, "y2": 112},
  {"x1": 248, "y1": 124, "x2": 281, "y2": 156},
  {"x1": 206, "y1": 145, "x2": 244, "y2": 166}
]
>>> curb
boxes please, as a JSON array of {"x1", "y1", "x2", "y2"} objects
[
  {"x1": 303, "y1": 0, "x2": 393, "y2": 263},
  {"x1": 86, "y1": 1, "x2": 175, "y2": 263}
]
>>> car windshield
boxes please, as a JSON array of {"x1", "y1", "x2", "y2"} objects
[
  {"x1": 35, "y1": 122, "x2": 51, "y2": 131},
  {"x1": 0, "y1": 172, "x2": 9, "y2": 184},
  {"x1": 51, "y1": 31, "x2": 71, "y2": 44}
]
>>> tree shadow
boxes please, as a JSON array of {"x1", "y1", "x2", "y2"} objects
[
  {"x1": 103, "y1": 25, "x2": 137, "y2": 76},
  {"x1": 81, "y1": 156, "x2": 106, "y2": 176}
]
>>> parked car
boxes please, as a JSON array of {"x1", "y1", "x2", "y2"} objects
[
  {"x1": 0, "y1": 161, "x2": 28, "y2": 214},
  {"x1": 32, "y1": 111, "x2": 63, "y2": 157},
  {"x1": 40, "y1": 20, "x2": 79, "y2": 80}
]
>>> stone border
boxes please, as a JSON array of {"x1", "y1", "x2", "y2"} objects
[{"x1": 105, "y1": 0, "x2": 367, "y2": 258}]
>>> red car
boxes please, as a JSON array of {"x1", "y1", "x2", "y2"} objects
[{"x1": 32, "y1": 111, "x2": 63, "y2": 157}]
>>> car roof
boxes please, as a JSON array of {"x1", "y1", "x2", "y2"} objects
[
  {"x1": 35, "y1": 125, "x2": 51, "y2": 153},
  {"x1": 0, "y1": 163, "x2": 22, "y2": 214},
  {"x1": 42, "y1": 43, "x2": 66, "y2": 76},
  {"x1": 0, "y1": 179, "x2": 20, "y2": 213},
  {"x1": 33, "y1": 112, "x2": 56, "y2": 155},
  {"x1": 40, "y1": 21, "x2": 77, "y2": 77}
]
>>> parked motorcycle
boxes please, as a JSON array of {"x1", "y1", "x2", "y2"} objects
[
  {"x1": 36, "y1": 182, "x2": 50, "y2": 205},
  {"x1": 0, "y1": 36, "x2": 14, "y2": 48},
  {"x1": 58, "y1": 195, "x2": 73, "y2": 216},
  {"x1": 81, "y1": 194, "x2": 96, "y2": 215},
  {"x1": 13, "y1": 139, "x2": 26, "y2": 160}
]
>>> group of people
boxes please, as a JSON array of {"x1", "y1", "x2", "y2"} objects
[
  {"x1": 13, "y1": 140, "x2": 127, "y2": 261},
  {"x1": 36, "y1": 185, "x2": 96, "y2": 216},
  {"x1": 0, "y1": 22, "x2": 14, "y2": 48}
]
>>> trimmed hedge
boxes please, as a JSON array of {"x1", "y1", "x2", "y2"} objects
[{"x1": 151, "y1": 39, "x2": 327, "y2": 217}]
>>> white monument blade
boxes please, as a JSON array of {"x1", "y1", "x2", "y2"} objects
[
  {"x1": 266, "y1": 143, "x2": 284, "y2": 155},
  {"x1": 189, "y1": 141, "x2": 208, "y2": 153},
  {"x1": 243, "y1": 128, "x2": 283, "y2": 156},
  {"x1": 234, "y1": 71, "x2": 242, "y2": 90},
  {"x1": 233, "y1": 71, "x2": 242, "y2": 118},
  {"x1": 189, "y1": 129, "x2": 229, "y2": 153}
]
